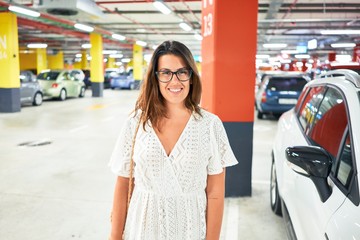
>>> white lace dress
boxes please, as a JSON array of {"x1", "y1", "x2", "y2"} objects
[{"x1": 109, "y1": 109, "x2": 238, "y2": 240}]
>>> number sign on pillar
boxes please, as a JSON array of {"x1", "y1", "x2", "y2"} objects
[{"x1": 201, "y1": 0, "x2": 215, "y2": 111}]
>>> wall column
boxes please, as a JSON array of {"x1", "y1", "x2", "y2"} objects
[
  {"x1": 0, "y1": 12, "x2": 20, "y2": 113},
  {"x1": 201, "y1": 0, "x2": 258, "y2": 196},
  {"x1": 133, "y1": 44, "x2": 143, "y2": 89},
  {"x1": 90, "y1": 33, "x2": 103, "y2": 97},
  {"x1": 48, "y1": 51, "x2": 64, "y2": 69},
  {"x1": 81, "y1": 50, "x2": 88, "y2": 69}
]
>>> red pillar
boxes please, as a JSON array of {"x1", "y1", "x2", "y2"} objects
[
  {"x1": 201, "y1": 0, "x2": 258, "y2": 196},
  {"x1": 328, "y1": 52, "x2": 336, "y2": 62},
  {"x1": 353, "y1": 44, "x2": 360, "y2": 63}
]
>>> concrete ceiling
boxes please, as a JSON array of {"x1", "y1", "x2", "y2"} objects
[{"x1": 1, "y1": 0, "x2": 360, "y2": 64}]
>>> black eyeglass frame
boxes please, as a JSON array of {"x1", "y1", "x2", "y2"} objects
[{"x1": 155, "y1": 69, "x2": 193, "y2": 83}]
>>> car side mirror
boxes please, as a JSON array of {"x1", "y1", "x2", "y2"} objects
[{"x1": 285, "y1": 146, "x2": 332, "y2": 202}]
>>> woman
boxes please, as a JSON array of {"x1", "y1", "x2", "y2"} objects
[{"x1": 109, "y1": 40, "x2": 238, "y2": 240}]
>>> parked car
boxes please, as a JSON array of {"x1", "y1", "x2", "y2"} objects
[
  {"x1": 110, "y1": 72, "x2": 135, "y2": 90},
  {"x1": 37, "y1": 69, "x2": 86, "y2": 101},
  {"x1": 20, "y1": 70, "x2": 43, "y2": 106},
  {"x1": 104, "y1": 68, "x2": 120, "y2": 89},
  {"x1": 270, "y1": 69, "x2": 360, "y2": 239},
  {"x1": 82, "y1": 69, "x2": 91, "y2": 89},
  {"x1": 255, "y1": 72, "x2": 309, "y2": 119}
]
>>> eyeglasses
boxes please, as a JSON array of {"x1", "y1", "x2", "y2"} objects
[{"x1": 155, "y1": 68, "x2": 192, "y2": 83}]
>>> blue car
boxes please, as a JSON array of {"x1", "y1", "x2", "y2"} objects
[
  {"x1": 255, "y1": 72, "x2": 309, "y2": 119},
  {"x1": 110, "y1": 72, "x2": 135, "y2": 90}
]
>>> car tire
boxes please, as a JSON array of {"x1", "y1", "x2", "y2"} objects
[
  {"x1": 79, "y1": 87, "x2": 85, "y2": 97},
  {"x1": 111, "y1": 87, "x2": 115, "y2": 90},
  {"x1": 270, "y1": 157, "x2": 282, "y2": 216},
  {"x1": 32, "y1": 92, "x2": 43, "y2": 106},
  {"x1": 59, "y1": 89, "x2": 67, "y2": 101},
  {"x1": 257, "y1": 110, "x2": 264, "y2": 119}
]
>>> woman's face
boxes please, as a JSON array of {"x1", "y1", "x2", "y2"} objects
[{"x1": 157, "y1": 54, "x2": 191, "y2": 107}]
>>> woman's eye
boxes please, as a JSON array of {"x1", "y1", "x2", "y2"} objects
[
  {"x1": 161, "y1": 71, "x2": 171, "y2": 76},
  {"x1": 178, "y1": 70, "x2": 188, "y2": 75}
]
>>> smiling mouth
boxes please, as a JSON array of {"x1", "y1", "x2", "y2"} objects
[{"x1": 168, "y1": 88, "x2": 183, "y2": 93}]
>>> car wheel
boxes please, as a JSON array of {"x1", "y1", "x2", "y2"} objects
[
  {"x1": 257, "y1": 110, "x2": 264, "y2": 119},
  {"x1": 32, "y1": 92, "x2": 43, "y2": 106},
  {"x1": 270, "y1": 157, "x2": 282, "y2": 216},
  {"x1": 59, "y1": 89, "x2": 67, "y2": 101},
  {"x1": 79, "y1": 87, "x2": 85, "y2": 97},
  {"x1": 129, "y1": 83, "x2": 135, "y2": 90},
  {"x1": 111, "y1": 87, "x2": 115, "y2": 90}
]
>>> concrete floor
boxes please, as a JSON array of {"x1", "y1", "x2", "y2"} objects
[{"x1": 0, "y1": 90, "x2": 286, "y2": 240}]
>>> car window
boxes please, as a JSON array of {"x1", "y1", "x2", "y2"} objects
[
  {"x1": 333, "y1": 131, "x2": 353, "y2": 188},
  {"x1": 307, "y1": 87, "x2": 348, "y2": 158},
  {"x1": 38, "y1": 72, "x2": 60, "y2": 80},
  {"x1": 294, "y1": 86, "x2": 309, "y2": 113},
  {"x1": 266, "y1": 77, "x2": 307, "y2": 91},
  {"x1": 297, "y1": 86, "x2": 326, "y2": 131},
  {"x1": 20, "y1": 72, "x2": 29, "y2": 83}
]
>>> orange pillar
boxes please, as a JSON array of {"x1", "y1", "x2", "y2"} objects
[{"x1": 201, "y1": 0, "x2": 258, "y2": 196}]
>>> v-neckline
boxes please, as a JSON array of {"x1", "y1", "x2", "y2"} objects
[{"x1": 152, "y1": 113, "x2": 193, "y2": 158}]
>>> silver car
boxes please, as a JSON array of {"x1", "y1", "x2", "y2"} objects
[{"x1": 20, "y1": 70, "x2": 43, "y2": 106}]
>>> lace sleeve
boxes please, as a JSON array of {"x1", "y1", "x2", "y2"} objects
[
  {"x1": 108, "y1": 116, "x2": 136, "y2": 177},
  {"x1": 208, "y1": 116, "x2": 238, "y2": 175}
]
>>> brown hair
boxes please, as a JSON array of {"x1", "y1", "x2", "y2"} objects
[{"x1": 134, "y1": 40, "x2": 202, "y2": 130}]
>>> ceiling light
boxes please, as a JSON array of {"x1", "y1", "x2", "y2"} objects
[
  {"x1": 295, "y1": 54, "x2": 310, "y2": 59},
  {"x1": 27, "y1": 43, "x2": 47, "y2": 48},
  {"x1": 320, "y1": 30, "x2": 360, "y2": 35},
  {"x1": 194, "y1": 33, "x2": 203, "y2": 41},
  {"x1": 9, "y1": 5, "x2": 40, "y2": 18},
  {"x1": 331, "y1": 43, "x2": 356, "y2": 48},
  {"x1": 153, "y1": 1, "x2": 172, "y2": 15},
  {"x1": 179, "y1": 22, "x2": 192, "y2": 32},
  {"x1": 136, "y1": 29, "x2": 146, "y2": 33},
  {"x1": 263, "y1": 43, "x2": 287, "y2": 48},
  {"x1": 74, "y1": 23, "x2": 94, "y2": 32},
  {"x1": 336, "y1": 54, "x2": 352, "y2": 62},
  {"x1": 109, "y1": 54, "x2": 124, "y2": 59},
  {"x1": 112, "y1": 34, "x2": 126, "y2": 41},
  {"x1": 152, "y1": 45, "x2": 158, "y2": 50},
  {"x1": 121, "y1": 58, "x2": 131, "y2": 63},
  {"x1": 103, "y1": 50, "x2": 118, "y2": 55},
  {"x1": 307, "y1": 39, "x2": 317, "y2": 50},
  {"x1": 81, "y1": 43, "x2": 91, "y2": 49},
  {"x1": 75, "y1": 53, "x2": 82, "y2": 58},
  {"x1": 136, "y1": 40, "x2": 147, "y2": 47}
]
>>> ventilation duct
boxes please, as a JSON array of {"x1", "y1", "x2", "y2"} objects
[{"x1": 34, "y1": 0, "x2": 104, "y2": 19}]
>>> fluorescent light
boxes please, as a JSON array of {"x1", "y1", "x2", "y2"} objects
[
  {"x1": 331, "y1": 43, "x2": 356, "y2": 48},
  {"x1": 263, "y1": 43, "x2": 287, "y2": 48},
  {"x1": 103, "y1": 50, "x2": 118, "y2": 54},
  {"x1": 281, "y1": 49, "x2": 299, "y2": 54},
  {"x1": 295, "y1": 54, "x2": 310, "y2": 59},
  {"x1": 27, "y1": 43, "x2": 47, "y2": 48},
  {"x1": 121, "y1": 58, "x2": 131, "y2": 63},
  {"x1": 87, "y1": 56, "x2": 92, "y2": 60},
  {"x1": 179, "y1": 22, "x2": 192, "y2": 31},
  {"x1": 153, "y1": 1, "x2": 172, "y2": 15},
  {"x1": 320, "y1": 30, "x2": 360, "y2": 35},
  {"x1": 74, "y1": 23, "x2": 94, "y2": 32},
  {"x1": 115, "y1": 62, "x2": 123, "y2": 66},
  {"x1": 81, "y1": 43, "x2": 91, "y2": 49},
  {"x1": 136, "y1": 29, "x2": 146, "y2": 33},
  {"x1": 9, "y1": 5, "x2": 40, "y2": 18},
  {"x1": 256, "y1": 54, "x2": 270, "y2": 59},
  {"x1": 75, "y1": 53, "x2": 82, "y2": 58},
  {"x1": 109, "y1": 54, "x2": 124, "y2": 58},
  {"x1": 194, "y1": 33, "x2": 203, "y2": 41},
  {"x1": 112, "y1": 34, "x2": 126, "y2": 41},
  {"x1": 136, "y1": 40, "x2": 147, "y2": 47},
  {"x1": 152, "y1": 45, "x2": 158, "y2": 50}
]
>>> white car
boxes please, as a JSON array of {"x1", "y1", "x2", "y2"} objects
[{"x1": 270, "y1": 69, "x2": 360, "y2": 239}]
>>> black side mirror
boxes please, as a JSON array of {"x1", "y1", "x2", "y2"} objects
[{"x1": 285, "y1": 146, "x2": 332, "y2": 202}]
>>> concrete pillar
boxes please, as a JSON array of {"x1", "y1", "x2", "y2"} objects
[
  {"x1": 133, "y1": 44, "x2": 143, "y2": 89},
  {"x1": 0, "y1": 12, "x2": 20, "y2": 113},
  {"x1": 48, "y1": 51, "x2": 64, "y2": 69},
  {"x1": 90, "y1": 33, "x2": 103, "y2": 97},
  {"x1": 201, "y1": 0, "x2": 258, "y2": 196}
]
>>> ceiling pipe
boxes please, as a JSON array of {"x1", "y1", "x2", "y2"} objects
[
  {"x1": 179, "y1": 0, "x2": 200, "y2": 22},
  {"x1": 97, "y1": 2, "x2": 165, "y2": 37}
]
